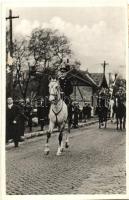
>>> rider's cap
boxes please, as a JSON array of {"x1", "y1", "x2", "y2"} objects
[
  {"x1": 60, "y1": 61, "x2": 69, "y2": 72},
  {"x1": 60, "y1": 66, "x2": 68, "y2": 72}
]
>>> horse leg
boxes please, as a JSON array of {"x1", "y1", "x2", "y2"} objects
[
  {"x1": 120, "y1": 118, "x2": 122, "y2": 131},
  {"x1": 123, "y1": 116, "x2": 126, "y2": 129},
  {"x1": 99, "y1": 118, "x2": 101, "y2": 128},
  {"x1": 64, "y1": 119, "x2": 70, "y2": 148},
  {"x1": 57, "y1": 123, "x2": 65, "y2": 156},
  {"x1": 65, "y1": 126, "x2": 70, "y2": 149},
  {"x1": 65, "y1": 132, "x2": 69, "y2": 148},
  {"x1": 105, "y1": 111, "x2": 108, "y2": 128},
  {"x1": 98, "y1": 114, "x2": 101, "y2": 128},
  {"x1": 57, "y1": 131, "x2": 63, "y2": 156},
  {"x1": 116, "y1": 117, "x2": 118, "y2": 130},
  {"x1": 44, "y1": 121, "x2": 54, "y2": 155},
  {"x1": 111, "y1": 110, "x2": 113, "y2": 122}
]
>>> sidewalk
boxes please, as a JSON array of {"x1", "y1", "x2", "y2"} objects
[{"x1": 6, "y1": 117, "x2": 98, "y2": 150}]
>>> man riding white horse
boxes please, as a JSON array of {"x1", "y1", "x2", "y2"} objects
[{"x1": 44, "y1": 60, "x2": 73, "y2": 156}]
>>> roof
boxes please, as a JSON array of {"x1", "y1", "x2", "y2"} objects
[
  {"x1": 67, "y1": 68, "x2": 98, "y2": 88},
  {"x1": 88, "y1": 73, "x2": 103, "y2": 86},
  {"x1": 87, "y1": 72, "x2": 108, "y2": 88},
  {"x1": 100, "y1": 74, "x2": 108, "y2": 88}
]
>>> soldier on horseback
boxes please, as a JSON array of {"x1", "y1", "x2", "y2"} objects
[
  {"x1": 114, "y1": 88, "x2": 126, "y2": 130},
  {"x1": 58, "y1": 60, "x2": 73, "y2": 103},
  {"x1": 58, "y1": 60, "x2": 73, "y2": 127},
  {"x1": 97, "y1": 88, "x2": 109, "y2": 128}
]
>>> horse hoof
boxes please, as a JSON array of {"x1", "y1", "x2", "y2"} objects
[
  {"x1": 45, "y1": 151, "x2": 49, "y2": 155},
  {"x1": 44, "y1": 149, "x2": 50, "y2": 155},
  {"x1": 60, "y1": 148, "x2": 64, "y2": 152},
  {"x1": 65, "y1": 143, "x2": 69, "y2": 148},
  {"x1": 56, "y1": 152, "x2": 61, "y2": 156}
]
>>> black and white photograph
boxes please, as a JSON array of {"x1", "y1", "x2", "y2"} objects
[{"x1": 0, "y1": 0, "x2": 128, "y2": 198}]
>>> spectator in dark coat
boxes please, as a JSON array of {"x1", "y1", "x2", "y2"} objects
[
  {"x1": 87, "y1": 104, "x2": 92, "y2": 119},
  {"x1": 6, "y1": 97, "x2": 21, "y2": 147},
  {"x1": 83, "y1": 102, "x2": 88, "y2": 122},
  {"x1": 67, "y1": 99, "x2": 73, "y2": 127},
  {"x1": 37, "y1": 99, "x2": 46, "y2": 131},
  {"x1": 44, "y1": 96, "x2": 50, "y2": 125},
  {"x1": 79, "y1": 106, "x2": 83, "y2": 122},
  {"x1": 73, "y1": 102, "x2": 79, "y2": 128},
  {"x1": 18, "y1": 99, "x2": 28, "y2": 141}
]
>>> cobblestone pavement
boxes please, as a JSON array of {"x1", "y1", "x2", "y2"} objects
[{"x1": 6, "y1": 122, "x2": 126, "y2": 195}]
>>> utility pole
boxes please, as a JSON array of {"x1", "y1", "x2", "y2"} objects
[
  {"x1": 101, "y1": 60, "x2": 109, "y2": 75},
  {"x1": 6, "y1": 9, "x2": 19, "y2": 97},
  {"x1": 6, "y1": 9, "x2": 19, "y2": 56},
  {"x1": 109, "y1": 72, "x2": 111, "y2": 88}
]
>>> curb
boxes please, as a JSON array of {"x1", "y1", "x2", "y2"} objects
[{"x1": 6, "y1": 119, "x2": 98, "y2": 150}]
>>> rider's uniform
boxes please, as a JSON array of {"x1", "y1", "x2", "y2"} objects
[
  {"x1": 58, "y1": 63, "x2": 73, "y2": 105},
  {"x1": 58, "y1": 63, "x2": 73, "y2": 123}
]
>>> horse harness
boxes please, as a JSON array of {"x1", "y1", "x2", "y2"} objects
[{"x1": 52, "y1": 100, "x2": 63, "y2": 125}]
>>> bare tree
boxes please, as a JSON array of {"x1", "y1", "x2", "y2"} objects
[
  {"x1": 6, "y1": 28, "x2": 78, "y2": 100},
  {"x1": 12, "y1": 38, "x2": 38, "y2": 101},
  {"x1": 28, "y1": 28, "x2": 72, "y2": 71}
]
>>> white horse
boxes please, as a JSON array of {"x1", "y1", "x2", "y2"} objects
[{"x1": 44, "y1": 78, "x2": 69, "y2": 156}]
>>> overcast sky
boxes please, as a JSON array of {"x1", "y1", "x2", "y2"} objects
[{"x1": 6, "y1": 7, "x2": 126, "y2": 78}]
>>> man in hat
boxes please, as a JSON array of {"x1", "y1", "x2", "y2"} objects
[
  {"x1": 18, "y1": 99, "x2": 28, "y2": 142},
  {"x1": 37, "y1": 98, "x2": 46, "y2": 131},
  {"x1": 83, "y1": 102, "x2": 88, "y2": 122},
  {"x1": 6, "y1": 97, "x2": 22, "y2": 147},
  {"x1": 58, "y1": 61, "x2": 73, "y2": 104},
  {"x1": 73, "y1": 101, "x2": 79, "y2": 128},
  {"x1": 58, "y1": 60, "x2": 73, "y2": 126},
  {"x1": 24, "y1": 98, "x2": 33, "y2": 132}
]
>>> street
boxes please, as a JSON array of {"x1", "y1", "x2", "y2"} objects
[{"x1": 6, "y1": 122, "x2": 126, "y2": 195}]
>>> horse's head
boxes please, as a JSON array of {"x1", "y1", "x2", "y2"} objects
[{"x1": 49, "y1": 78, "x2": 60, "y2": 103}]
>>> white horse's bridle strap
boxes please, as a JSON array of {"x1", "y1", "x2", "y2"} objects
[{"x1": 52, "y1": 101, "x2": 63, "y2": 124}]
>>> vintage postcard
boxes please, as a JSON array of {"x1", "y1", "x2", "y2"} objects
[{"x1": 0, "y1": 0, "x2": 128, "y2": 200}]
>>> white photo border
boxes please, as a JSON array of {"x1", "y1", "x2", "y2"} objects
[{"x1": 1, "y1": 0, "x2": 128, "y2": 200}]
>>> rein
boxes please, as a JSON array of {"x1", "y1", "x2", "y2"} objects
[
  {"x1": 49, "y1": 80, "x2": 64, "y2": 124},
  {"x1": 52, "y1": 100, "x2": 63, "y2": 125}
]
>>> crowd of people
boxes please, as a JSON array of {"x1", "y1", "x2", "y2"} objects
[{"x1": 6, "y1": 96, "x2": 94, "y2": 147}]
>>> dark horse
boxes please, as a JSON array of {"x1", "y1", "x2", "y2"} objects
[
  {"x1": 115, "y1": 98, "x2": 126, "y2": 130},
  {"x1": 97, "y1": 94, "x2": 109, "y2": 129},
  {"x1": 97, "y1": 105, "x2": 108, "y2": 128}
]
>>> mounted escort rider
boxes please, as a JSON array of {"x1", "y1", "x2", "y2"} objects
[
  {"x1": 97, "y1": 88, "x2": 109, "y2": 128},
  {"x1": 58, "y1": 60, "x2": 73, "y2": 128}
]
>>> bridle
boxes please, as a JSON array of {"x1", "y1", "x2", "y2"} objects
[
  {"x1": 49, "y1": 81, "x2": 64, "y2": 124},
  {"x1": 49, "y1": 81, "x2": 60, "y2": 103},
  {"x1": 52, "y1": 100, "x2": 63, "y2": 125}
]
